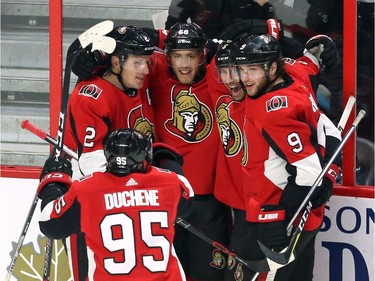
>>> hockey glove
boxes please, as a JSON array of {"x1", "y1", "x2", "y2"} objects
[
  {"x1": 152, "y1": 142, "x2": 184, "y2": 175},
  {"x1": 219, "y1": 18, "x2": 283, "y2": 41},
  {"x1": 38, "y1": 156, "x2": 72, "y2": 205},
  {"x1": 311, "y1": 163, "x2": 339, "y2": 208},
  {"x1": 254, "y1": 206, "x2": 289, "y2": 251},
  {"x1": 72, "y1": 47, "x2": 107, "y2": 80},
  {"x1": 304, "y1": 35, "x2": 339, "y2": 70}
]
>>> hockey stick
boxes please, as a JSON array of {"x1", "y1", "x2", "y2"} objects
[
  {"x1": 175, "y1": 217, "x2": 290, "y2": 273},
  {"x1": 4, "y1": 21, "x2": 114, "y2": 281},
  {"x1": 21, "y1": 120, "x2": 78, "y2": 160},
  {"x1": 258, "y1": 110, "x2": 367, "y2": 265},
  {"x1": 337, "y1": 95, "x2": 356, "y2": 133}
]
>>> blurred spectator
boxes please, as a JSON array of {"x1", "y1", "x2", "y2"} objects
[
  {"x1": 165, "y1": 0, "x2": 232, "y2": 38},
  {"x1": 305, "y1": 0, "x2": 374, "y2": 141},
  {"x1": 230, "y1": 0, "x2": 275, "y2": 22},
  {"x1": 165, "y1": 0, "x2": 275, "y2": 39}
]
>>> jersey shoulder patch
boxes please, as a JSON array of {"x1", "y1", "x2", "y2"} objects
[{"x1": 78, "y1": 84, "x2": 103, "y2": 100}]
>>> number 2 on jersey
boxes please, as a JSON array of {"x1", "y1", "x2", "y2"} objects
[{"x1": 84, "y1": 127, "x2": 96, "y2": 147}]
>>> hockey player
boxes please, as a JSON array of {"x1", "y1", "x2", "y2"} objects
[
  {"x1": 208, "y1": 33, "x2": 341, "y2": 280},
  {"x1": 226, "y1": 34, "x2": 341, "y2": 281},
  {"x1": 38, "y1": 128, "x2": 194, "y2": 281},
  {"x1": 65, "y1": 25, "x2": 156, "y2": 179},
  {"x1": 146, "y1": 22, "x2": 229, "y2": 281}
]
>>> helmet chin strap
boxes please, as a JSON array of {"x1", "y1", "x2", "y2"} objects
[{"x1": 110, "y1": 66, "x2": 138, "y2": 97}]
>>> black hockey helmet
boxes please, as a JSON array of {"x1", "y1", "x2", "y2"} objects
[
  {"x1": 215, "y1": 41, "x2": 237, "y2": 67},
  {"x1": 108, "y1": 26, "x2": 155, "y2": 57},
  {"x1": 104, "y1": 128, "x2": 152, "y2": 177},
  {"x1": 164, "y1": 22, "x2": 208, "y2": 53},
  {"x1": 234, "y1": 34, "x2": 282, "y2": 66}
]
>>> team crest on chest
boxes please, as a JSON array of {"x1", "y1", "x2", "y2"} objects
[
  {"x1": 128, "y1": 105, "x2": 156, "y2": 141},
  {"x1": 215, "y1": 96, "x2": 242, "y2": 157},
  {"x1": 165, "y1": 85, "x2": 213, "y2": 142},
  {"x1": 78, "y1": 84, "x2": 103, "y2": 99}
]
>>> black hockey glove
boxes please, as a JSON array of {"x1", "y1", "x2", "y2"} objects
[
  {"x1": 255, "y1": 219, "x2": 289, "y2": 251},
  {"x1": 152, "y1": 142, "x2": 184, "y2": 175},
  {"x1": 311, "y1": 163, "x2": 339, "y2": 208},
  {"x1": 72, "y1": 48, "x2": 107, "y2": 80},
  {"x1": 219, "y1": 18, "x2": 283, "y2": 42},
  {"x1": 206, "y1": 39, "x2": 220, "y2": 64},
  {"x1": 38, "y1": 156, "x2": 72, "y2": 207},
  {"x1": 305, "y1": 35, "x2": 339, "y2": 70}
]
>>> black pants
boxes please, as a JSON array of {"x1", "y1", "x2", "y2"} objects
[
  {"x1": 175, "y1": 195, "x2": 231, "y2": 281},
  {"x1": 225, "y1": 208, "x2": 319, "y2": 281}
]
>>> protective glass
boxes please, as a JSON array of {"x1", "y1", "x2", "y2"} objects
[
  {"x1": 236, "y1": 64, "x2": 267, "y2": 81},
  {"x1": 215, "y1": 65, "x2": 240, "y2": 84},
  {"x1": 120, "y1": 54, "x2": 156, "y2": 74}
]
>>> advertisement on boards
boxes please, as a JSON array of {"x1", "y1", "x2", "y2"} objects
[{"x1": 1, "y1": 177, "x2": 374, "y2": 281}]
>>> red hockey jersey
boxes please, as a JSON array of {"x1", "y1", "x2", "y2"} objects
[
  {"x1": 148, "y1": 51, "x2": 220, "y2": 195},
  {"x1": 64, "y1": 76, "x2": 156, "y2": 176},
  {"x1": 40, "y1": 167, "x2": 193, "y2": 281},
  {"x1": 242, "y1": 77, "x2": 327, "y2": 231}
]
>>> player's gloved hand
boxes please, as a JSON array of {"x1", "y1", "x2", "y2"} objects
[
  {"x1": 152, "y1": 142, "x2": 184, "y2": 175},
  {"x1": 248, "y1": 203, "x2": 289, "y2": 251},
  {"x1": 256, "y1": 220, "x2": 289, "y2": 251},
  {"x1": 304, "y1": 35, "x2": 338, "y2": 70},
  {"x1": 311, "y1": 164, "x2": 339, "y2": 208},
  {"x1": 72, "y1": 48, "x2": 107, "y2": 80},
  {"x1": 219, "y1": 19, "x2": 283, "y2": 41},
  {"x1": 206, "y1": 39, "x2": 220, "y2": 64},
  {"x1": 38, "y1": 156, "x2": 72, "y2": 202}
]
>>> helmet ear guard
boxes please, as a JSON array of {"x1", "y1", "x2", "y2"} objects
[{"x1": 104, "y1": 129, "x2": 152, "y2": 177}]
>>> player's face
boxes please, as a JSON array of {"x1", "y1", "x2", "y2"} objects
[
  {"x1": 169, "y1": 49, "x2": 203, "y2": 84},
  {"x1": 218, "y1": 66, "x2": 245, "y2": 101},
  {"x1": 237, "y1": 64, "x2": 268, "y2": 98},
  {"x1": 120, "y1": 55, "x2": 151, "y2": 89}
]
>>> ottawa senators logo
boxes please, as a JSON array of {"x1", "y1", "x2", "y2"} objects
[
  {"x1": 165, "y1": 85, "x2": 212, "y2": 142},
  {"x1": 215, "y1": 96, "x2": 242, "y2": 157},
  {"x1": 128, "y1": 105, "x2": 156, "y2": 141},
  {"x1": 227, "y1": 255, "x2": 236, "y2": 270},
  {"x1": 234, "y1": 263, "x2": 244, "y2": 281},
  {"x1": 78, "y1": 84, "x2": 103, "y2": 99},
  {"x1": 266, "y1": 96, "x2": 288, "y2": 112},
  {"x1": 210, "y1": 249, "x2": 226, "y2": 269}
]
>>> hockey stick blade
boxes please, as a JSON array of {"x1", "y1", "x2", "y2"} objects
[
  {"x1": 21, "y1": 119, "x2": 78, "y2": 160},
  {"x1": 258, "y1": 110, "x2": 367, "y2": 265},
  {"x1": 175, "y1": 217, "x2": 273, "y2": 272},
  {"x1": 91, "y1": 36, "x2": 116, "y2": 53},
  {"x1": 78, "y1": 20, "x2": 114, "y2": 48},
  {"x1": 337, "y1": 95, "x2": 356, "y2": 133}
]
